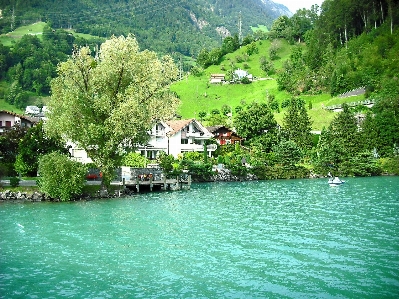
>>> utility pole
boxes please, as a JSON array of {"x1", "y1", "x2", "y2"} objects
[
  {"x1": 179, "y1": 56, "x2": 183, "y2": 80},
  {"x1": 11, "y1": 6, "x2": 15, "y2": 31},
  {"x1": 238, "y1": 11, "x2": 242, "y2": 45}
]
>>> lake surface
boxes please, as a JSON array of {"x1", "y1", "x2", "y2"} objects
[{"x1": 1, "y1": 176, "x2": 399, "y2": 298}]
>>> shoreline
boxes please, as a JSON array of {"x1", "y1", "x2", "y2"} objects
[{"x1": 2, "y1": 174, "x2": 397, "y2": 203}]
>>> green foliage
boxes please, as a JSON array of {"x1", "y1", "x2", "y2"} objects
[
  {"x1": 273, "y1": 140, "x2": 302, "y2": 167},
  {"x1": 361, "y1": 97, "x2": 399, "y2": 157},
  {"x1": 259, "y1": 56, "x2": 275, "y2": 75},
  {"x1": 338, "y1": 152, "x2": 382, "y2": 177},
  {"x1": 198, "y1": 111, "x2": 207, "y2": 120},
  {"x1": 37, "y1": 152, "x2": 87, "y2": 201},
  {"x1": 246, "y1": 42, "x2": 259, "y2": 56},
  {"x1": 46, "y1": 35, "x2": 179, "y2": 187},
  {"x1": 282, "y1": 97, "x2": 313, "y2": 150},
  {"x1": 186, "y1": 162, "x2": 214, "y2": 182},
  {"x1": 234, "y1": 102, "x2": 277, "y2": 141},
  {"x1": 14, "y1": 121, "x2": 68, "y2": 176},
  {"x1": 122, "y1": 152, "x2": 149, "y2": 168},
  {"x1": 157, "y1": 152, "x2": 176, "y2": 175},
  {"x1": 9, "y1": 176, "x2": 20, "y2": 187},
  {"x1": 268, "y1": 40, "x2": 281, "y2": 60},
  {"x1": 251, "y1": 165, "x2": 309, "y2": 180},
  {"x1": 378, "y1": 157, "x2": 399, "y2": 175},
  {"x1": 0, "y1": 125, "x2": 28, "y2": 176}
]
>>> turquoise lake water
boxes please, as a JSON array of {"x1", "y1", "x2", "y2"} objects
[{"x1": 1, "y1": 176, "x2": 398, "y2": 298}]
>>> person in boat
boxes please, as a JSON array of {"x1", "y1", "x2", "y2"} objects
[{"x1": 329, "y1": 177, "x2": 343, "y2": 184}]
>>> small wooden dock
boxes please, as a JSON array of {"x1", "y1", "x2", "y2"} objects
[
  {"x1": 115, "y1": 167, "x2": 191, "y2": 193},
  {"x1": 121, "y1": 176, "x2": 191, "y2": 192}
]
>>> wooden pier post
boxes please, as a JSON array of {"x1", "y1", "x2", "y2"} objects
[
  {"x1": 163, "y1": 176, "x2": 167, "y2": 190},
  {"x1": 187, "y1": 175, "x2": 191, "y2": 190},
  {"x1": 136, "y1": 177, "x2": 140, "y2": 193},
  {"x1": 150, "y1": 176, "x2": 153, "y2": 191}
]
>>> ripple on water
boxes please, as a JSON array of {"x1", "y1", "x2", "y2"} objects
[{"x1": 0, "y1": 176, "x2": 398, "y2": 298}]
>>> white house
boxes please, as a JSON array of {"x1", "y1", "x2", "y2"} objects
[
  {"x1": 68, "y1": 118, "x2": 216, "y2": 164},
  {"x1": 136, "y1": 118, "x2": 215, "y2": 159},
  {"x1": 0, "y1": 110, "x2": 39, "y2": 133},
  {"x1": 233, "y1": 69, "x2": 253, "y2": 81},
  {"x1": 210, "y1": 74, "x2": 225, "y2": 84},
  {"x1": 25, "y1": 105, "x2": 41, "y2": 116}
]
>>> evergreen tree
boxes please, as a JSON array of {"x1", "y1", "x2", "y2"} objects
[
  {"x1": 329, "y1": 103, "x2": 360, "y2": 155},
  {"x1": 282, "y1": 97, "x2": 313, "y2": 150}
]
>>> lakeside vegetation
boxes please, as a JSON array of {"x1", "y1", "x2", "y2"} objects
[{"x1": 1, "y1": 0, "x2": 399, "y2": 201}]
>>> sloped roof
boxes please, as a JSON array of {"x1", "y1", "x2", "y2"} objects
[
  {"x1": 206, "y1": 125, "x2": 224, "y2": 133},
  {"x1": 165, "y1": 119, "x2": 194, "y2": 136},
  {"x1": 0, "y1": 110, "x2": 40, "y2": 123}
]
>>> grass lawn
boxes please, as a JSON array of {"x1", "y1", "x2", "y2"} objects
[
  {"x1": 0, "y1": 99, "x2": 23, "y2": 114},
  {"x1": 171, "y1": 39, "x2": 366, "y2": 131},
  {"x1": 0, "y1": 22, "x2": 46, "y2": 46}
]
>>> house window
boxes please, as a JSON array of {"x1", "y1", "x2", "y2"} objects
[
  {"x1": 5, "y1": 121, "x2": 11, "y2": 127},
  {"x1": 0, "y1": 121, "x2": 2, "y2": 126},
  {"x1": 181, "y1": 139, "x2": 188, "y2": 144}
]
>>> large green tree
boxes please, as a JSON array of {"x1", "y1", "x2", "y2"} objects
[
  {"x1": 14, "y1": 121, "x2": 68, "y2": 176},
  {"x1": 282, "y1": 97, "x2": 313, "y2": 150},
  {"x1": 234, "y1": 102, "x2": 278, "y2": 142},
  {"x1": 0, "y1": 125, "x2": 28, "y2": 176},
  {"x1": 45, "y1": 35, "x2": 179, "y2": 187},
  {"x1": 361, "y1": 97, "x2": 399, "y2": 157}
]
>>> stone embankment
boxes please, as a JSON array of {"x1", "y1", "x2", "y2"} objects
[
  {"x1": 0, "y1": 188, "x2": 131, "y2": 202},
  {"x1": 211, "y1": 168, "x2": 257, "y2": 182}
]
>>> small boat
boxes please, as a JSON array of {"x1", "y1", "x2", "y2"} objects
[{"x1": 328, "y1": 177, "x2": 345, "y2": 186}]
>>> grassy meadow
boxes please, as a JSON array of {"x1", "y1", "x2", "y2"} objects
[
  {"x1": 0, "y1": 22, "x2": 46, "y2": 46},
  {"x1": 170, "y1": 39, "x2": 355, "y2": 131}
]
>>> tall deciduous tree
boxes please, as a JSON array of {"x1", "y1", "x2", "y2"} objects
[
  {"x1": 234, "y1": 102, "x2": 278, "y2": 142},
  {"x1": 45, "y1": 35, "x2": 179, "y2": 187}
]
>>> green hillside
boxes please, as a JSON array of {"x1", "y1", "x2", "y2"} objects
[{"x1": 171, "y1": 39, "x2": 355, "y2": 131}]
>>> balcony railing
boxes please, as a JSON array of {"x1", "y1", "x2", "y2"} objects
[
  {"x1": 150, "y1": 130, "x2": 166, "y2": 137},
  {"x1": 186, "y1": 132, "x2": 205, "y2": 138}
]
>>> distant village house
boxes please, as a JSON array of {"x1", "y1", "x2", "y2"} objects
[
  {"x1": 206, "y1": 125, "x2": 243, "y2": 145},
  {"x1": 0, "y1": 110, "x2": 39, "y2": 134},
  {"x1": 210, "y1": 74, "x2": 225, "y2": 84}
]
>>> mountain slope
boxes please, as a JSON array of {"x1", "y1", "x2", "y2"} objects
[{"x1": 0, "y1": 0, "x2": 290, "y2": 56}]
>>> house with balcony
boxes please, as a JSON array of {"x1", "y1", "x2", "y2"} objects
[
  {"x1": 0, "y1": 110, "x2": 39, "y2": 133},
  {"x1": 206, "y1": 125, "x2": 243, "y2": 145},
  {"x1": 137, "y1": 119, "x2": 215, "y2": 159},
  {"x1": 67, "y1": 118, "x2": 215, "y2": 164}
]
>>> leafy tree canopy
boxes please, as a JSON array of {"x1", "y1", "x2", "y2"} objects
[
  {"x1": 234, "y1": 102, "x2": 278, "y2": 141},
  {"x1": 45, "y1": 35, "x2": 179, "y2": 187}
]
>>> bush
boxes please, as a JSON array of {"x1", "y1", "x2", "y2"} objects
[
  {"x1": 37, "y1": 152, "x2": 87, "y2": 201},
  {"x1": 122, "y1": 152, "x2": 149, "y2": 167},
  {"x1": 187, "y1": 162, "x2": 214, "y2": 181},
  {"x1": 378, "y1": 157, "x2": 399, "y2": 175},
  {"x1": 9, "y1": 176, "x2": 20, "y2": 187}
]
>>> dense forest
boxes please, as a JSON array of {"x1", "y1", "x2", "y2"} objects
[{"x1": 0, "y1": 0, "x2": 289, "y2": 56}]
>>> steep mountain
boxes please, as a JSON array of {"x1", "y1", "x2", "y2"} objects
[{"x1": 0, "y1": 0, "x2": 290, "y2": 56}]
